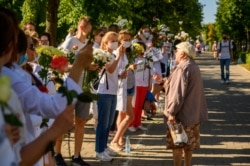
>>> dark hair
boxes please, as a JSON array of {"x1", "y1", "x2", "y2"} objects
[
  {"x1": 18, "y1": 30, "x2": 28, "y2": 55},
  {"x1": 108, "y1": 24, "x2": 120, "y2": 33},
  {"x1": 93, "y1": 27, "x2": 105, "y2": 36},
  {"x1": 0, "y1": 8, "x2": 19, "y2": 58},
  {"x1": 40, "y1": 32, "x2": 51, "y2": 45}
]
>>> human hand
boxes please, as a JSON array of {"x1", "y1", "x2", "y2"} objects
[
  {"x1": 168, "y1": 115, "x2": 175, "y2": 123},
  {"x1": 88, "y1": 64, "x2": 99, "y2": 71},
  {"x1": 153, "y1": 73, "x2": 163, "y2": 83},
  {"x1": 128, "y1": 64, "x2": 137, "y2": 70},
  {"x1": 119, "y1": 70, "x2": 127, "y2": 79},
  {"x1": 4, "y1": 124, "x2": 20, "y2": 145}
]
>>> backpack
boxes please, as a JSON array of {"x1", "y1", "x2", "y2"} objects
[{"x1": 218, "y1": 41, "x2": 231, "y2": 53}]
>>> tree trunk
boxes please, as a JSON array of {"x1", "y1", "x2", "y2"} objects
[{"x1": 46, "y1": 0, "x2": 60, "y2": 46}]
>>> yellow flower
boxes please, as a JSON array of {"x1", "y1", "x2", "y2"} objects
[
  {"x1": 0, "y1": 75, "x2": 11, "y2": 103},
  {"x1": 132, "y1": 43, "x2": 145, "y2": 53}
]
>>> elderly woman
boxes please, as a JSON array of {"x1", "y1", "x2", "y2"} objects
[{"x1": 155, "y1": 42, "x2": 208, "y2": 166}]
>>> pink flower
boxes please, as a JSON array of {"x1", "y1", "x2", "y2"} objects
[
  {"x1": 50, "y1": 55, "x2": 69, "y2": 73},
  {"x1": 72, "y1": 45, "x2": 78, "y2": 50}
]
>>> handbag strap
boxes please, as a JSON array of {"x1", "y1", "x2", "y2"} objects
[{"x1": 98, "y1": 69, "x2": 109, "y2": 90}]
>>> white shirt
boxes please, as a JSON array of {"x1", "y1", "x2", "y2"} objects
[
  {"x1": 217, "y1": 41, "x2": 232, "y2": 59},
  {"x1": 59, "y1": 36, "x2": 89, "y2": 87},
  {"x1": 134, "y1": 57, "x2": 152, "y2": 87},
  {"x1": 2, "y1": 66, "x2": 82, "y2": 135},
  {"x1": 97, "y1": 54, "x2": 119, "y2": 95},
  {"x1": 59, "y1": 36, "x2": 88, "y2": 56},
  {"x1": 0, "y1": 110, "x2": 17, "y2": 166},
  {"x1": 0, "y1": 89, "x2": 27, "y2": 166}
]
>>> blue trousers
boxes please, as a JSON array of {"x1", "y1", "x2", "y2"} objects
[
  {"x1": 95, "y1": 94, "x2": 117, "y2": 153},
  {"x1": 220, "y1": 59, "x2": 230, "y2": 81}
]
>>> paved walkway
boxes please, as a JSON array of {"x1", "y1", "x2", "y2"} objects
[{"x1": 61, "y1": 52, "x2": 250, "y2": 166}]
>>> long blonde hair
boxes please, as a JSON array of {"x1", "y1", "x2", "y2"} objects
[{"x1": 100, "y1": 31, "x2": 118, "y2": 50}]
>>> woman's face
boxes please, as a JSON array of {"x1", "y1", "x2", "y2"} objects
[
  {"x1": 95, "y1": 31, "x2": 105, "y2": 44},
  {"x1": 106, "y1": 35, "x2": 118, "y2": 51},
  {"x1": 175, "y1": 48, "x2": 184, "y2": 63},
  {"x1": 26, "y1": 37, "x2": 37, "y2": 62},
  {"x1": 120, "y1": 34, "x2": 131, "y2": 48}
]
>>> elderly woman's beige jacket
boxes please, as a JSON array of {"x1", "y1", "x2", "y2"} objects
[{"x1": 164, "y1": 59, "x2": 208, "y2": 126}]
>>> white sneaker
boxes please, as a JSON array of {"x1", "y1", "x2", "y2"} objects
[
  {"x1": 226, "y1": 80, "x2": 230, "y2": 84},
  {"x1": 128, "y1": 126, "x2": 136, "y2": 132},
  {"x1": 137, "y1": 125, "x2": 148, "y2": 131},
  {"x1": 105, "y1": 147, "x2": 117, "y2": 156},
  {"x1": 96, "y1": 152, "x2": 113, "y2": 162},
  {"x1": 220, "y1": 80, "x2": 225, "y2": 84}
]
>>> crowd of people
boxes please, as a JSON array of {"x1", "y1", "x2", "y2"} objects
[{"x1": 0, "y1": 7, "x2": 208, "y2": 166}]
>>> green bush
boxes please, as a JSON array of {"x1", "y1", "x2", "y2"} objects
[
  {"x1": 246, "y1": 53, "x2": 250, "y2": 64},
  {"x1": 237, "y1": 52, "x2": 247, "y2": 63}
]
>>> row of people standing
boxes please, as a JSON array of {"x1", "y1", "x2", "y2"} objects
[
  {"x1": 0, "y1": 8, "x2": 207, "y2": 166},
  {"x1": 0, "y1": 7, "x2": 94, "y2": 166}
]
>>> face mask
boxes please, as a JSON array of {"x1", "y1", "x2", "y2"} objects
[
  {"x1": 17, "y1": 53, "x2": 28, "y2": 66},
  {"x1": 143, "y1": 32, "x2": 150, "y2": 39},
  {"x1": 108, "y1": 42, "x2": 118, "y2": 50},
  {"x1": 123, "y1": 41, "x2": 131, "y2": 48}
]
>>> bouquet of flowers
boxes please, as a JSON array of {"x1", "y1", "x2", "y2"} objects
[
  {"x1": 58, "y1": 45, "x2": 78, "y2": 64},
  {"x1": 82, "y1": 48, "x2": 113, "y2": 91},
  {"x1": 0, "y1": 75, "x2": 22, "y2": 126}
]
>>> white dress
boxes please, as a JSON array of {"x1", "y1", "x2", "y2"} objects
[{"x1": 116, "y1": 53, "x2": 128, "y2": 111}]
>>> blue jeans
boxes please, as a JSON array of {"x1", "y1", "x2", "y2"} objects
[
  {"x1": 95, "y1": 94, "x2": 117, "y2": 153},
  {"x1": 220, "y1": 59, "x2": 230, "y2": 81}
]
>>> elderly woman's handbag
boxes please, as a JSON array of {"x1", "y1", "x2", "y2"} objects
[{"x1": 167, "y1": 121, "x2": 188, "y2": 145}]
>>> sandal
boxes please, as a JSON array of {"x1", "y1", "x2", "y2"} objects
[{"x1": 110, "y1": 142, "x2": 124, "y2": 152}]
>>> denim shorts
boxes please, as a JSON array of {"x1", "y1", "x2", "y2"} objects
[{"x1": 127, "y1": 86, "x2": 135, "y2": 96}]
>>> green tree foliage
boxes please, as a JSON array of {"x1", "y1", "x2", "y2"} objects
[
  {"x1": 216, "y1": 0, "x2": 250, "y2": 51},
  {"x1": 1, "y1": 0, "x2": 204, "y2": 45}
]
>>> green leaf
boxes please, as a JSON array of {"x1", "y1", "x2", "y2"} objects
[
  {"x1": 4, "y1": 114, "x2": 23, "y2": 127},
  {"x1": 40, "y1": 118, "x2": 49, "y2": 128},
  {"x1": 77, "y1": 92, "x2": 99, "y2": 103}
]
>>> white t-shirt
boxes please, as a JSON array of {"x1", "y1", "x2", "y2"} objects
[
  {"x1": 0, "y1": 110, "x2": 17, "y2": 166},
  {"x1": 97, "y1": 53, "x2": 119, "y2": 95},
  {"x1": 134, "y1": 57, "x2": 152, "y2": 87},
  {"x1": 59, "y1": 36, "x2": 89, "y2": 87},
  {"x1": 217, "y1": 41, "x2": 233, "y2": 59},
  {"x1": 59, "y1": 36, "x2": 88, "y2": 56}
]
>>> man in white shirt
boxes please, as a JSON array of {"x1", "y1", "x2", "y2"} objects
[
  {"x1": 55, "y1": 16, "x2": 95, "y2": 166},
  {"x1": 216, "y1": 34, "x2": 233, "y2": 84}
]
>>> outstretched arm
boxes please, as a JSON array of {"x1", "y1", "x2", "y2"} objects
[{"x1": 19, "y1": 105, "x2": 74, "y2": 166}]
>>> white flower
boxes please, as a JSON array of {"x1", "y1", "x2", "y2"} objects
[
  {"x1": 0, "y1": 75, "x2": 11, "y2": 103},
  {"x1": 93, "y1": 48, "x2": 114, "y2": 67}
]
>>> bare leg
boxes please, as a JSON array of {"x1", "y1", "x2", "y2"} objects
[
  {"x1": 184, "y1": 149, "x2": 193, "y2": 166},
  {"x1": 74, "y1": 117, "x2": 86, "y2": 157},
  {"x1": 172, "y1": 148, "x2": 183, "y2": 166},
  {"x1": 54, "y1": 135, "x2": 64, "y2": 154},
  {"x1": 111, "y1": 95, "x2": 134, "y2": 146},
  {"x1": 151, "y1": 84, "x2": 162, "y2": 101}
]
